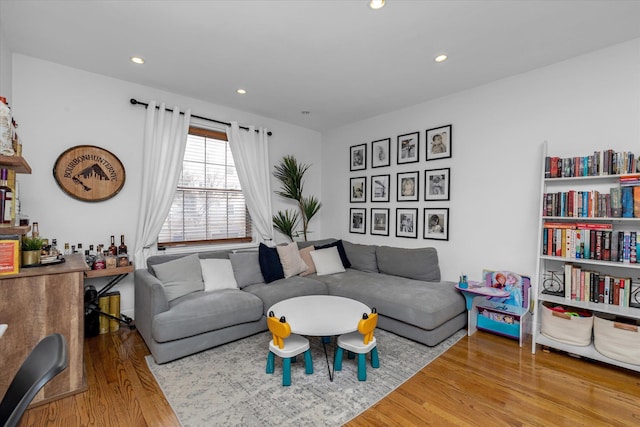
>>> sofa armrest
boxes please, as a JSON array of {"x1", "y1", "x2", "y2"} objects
[{"x1": 134, "y1": 269, "x2": 170, "y2": 344}]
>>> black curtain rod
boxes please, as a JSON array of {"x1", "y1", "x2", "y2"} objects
[{"x1": 129, "y1": 98, "x2": 272, "y2": 136}]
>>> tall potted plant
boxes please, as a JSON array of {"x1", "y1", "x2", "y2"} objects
[{"x1": 272, "y1": 155, "x2": 321, "y2": 241}]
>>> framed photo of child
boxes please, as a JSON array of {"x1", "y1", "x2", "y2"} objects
[
  {"x1": 396, "y1": 208, "x2": 418, "y2": 239},
  {"x1": 371, "y1": 174, "x2": 390, "y2": 202},
  {"x1": 424, "y1": 208, "x2": 449, "y2": 240},
  {"x1": 350, "y1": 143, "x2": 367, "y2": 171},
  {"x1": 397, "y1": 171, "x2": 419, "y2": 202},
  {"x1": 397, "y1": 132, "x2": 419, "y2": 164},
  {"x1": 350, "y1": 177, "x2": 366, "y2": 203},
  {"x1": 424, "y1": 168, "x2": 450, "y2": 201},
  {"x1": 426, "y1": 125, "x2": 452, "y2": 161},
  {"x1": 371, "y1": 208, "x2": 390, "y2": 236},
  {"x1": 349, "y1": 208, "x2": 366, "y2": 234},
  {"x1": 371, "y1": 138, "x2": 390, "y2": 168}
]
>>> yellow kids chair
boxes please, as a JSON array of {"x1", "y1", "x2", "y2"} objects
[
  {"x1": 334, "y1": 308, "x2": 380, "y2": 381},
  {"x1": 266, "y1": 311, "x2": 313, "y2": 386}
]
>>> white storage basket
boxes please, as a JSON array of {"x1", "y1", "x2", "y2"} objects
[
  {"x1": 593, "y1": 315, "x2": 640, "y2": 365},
  {"x1": 540, "y1": 302, "x2": 593, "y2": 346}
]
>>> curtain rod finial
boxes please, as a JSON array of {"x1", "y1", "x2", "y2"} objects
[{"x1": 130, "y1": 98, "x2": 138, "y2": 105}]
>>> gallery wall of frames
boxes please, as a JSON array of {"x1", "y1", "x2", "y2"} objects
[{"x1": 348, "y1": 124, "x2": 452, "y2": 241}]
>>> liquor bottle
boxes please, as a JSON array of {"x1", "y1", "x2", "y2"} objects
[
  {"x1": 118, "y1": 235, "x2": 127, "y2": 255},
  {"x1": 63, "y1": 242, "x2": 71, "y2": 256},
  {"x1": 31, "y1": 222, "x2": 39, "y2": 238},
  {"x1": 93, "y1": 251, "x2": 106, "y2": 270},
  {"x1": 108, "y1": 235, "x2": 117, "y2": 256},
  {"x1": 0, "y1": 168, "x2": 12, "y2": 224},
  {"x1": 105, "y1": 250, "x2": 117, "y2": 269},
  {"x1": 77, "y1": 243, "x2": 83, "y2": 254},
  {"x1": 51, "y1": 239, "x2": 59, "y2": 256}
]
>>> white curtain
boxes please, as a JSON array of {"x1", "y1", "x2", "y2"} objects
[
  {"x1": 226, "y1": 121, "x2": 274, "y2": 242},
  {"x1": 134, "y1": 101, "x2": 191, "y2": 268}
]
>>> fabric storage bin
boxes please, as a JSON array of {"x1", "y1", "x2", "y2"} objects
[
  {"x1": 594, "y1": 315, "x2": 640, "y2": 365},
  {"x1": 540, "y1": 302, "x2": 593, "y2": 346}
]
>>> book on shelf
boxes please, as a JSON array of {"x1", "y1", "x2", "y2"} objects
[
  {"x1": 544, "y1": 150, "x2": 637, "y2": 178},
  {"x1": 98, "y1": 295, "x2": 110, "y2": 334},
  {"x1": 552, "y1": 263, "x2": 633, "y2": 307}
]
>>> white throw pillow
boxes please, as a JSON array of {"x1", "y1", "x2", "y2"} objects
[
  {"x1": 310, "y1": 246, "x2": 346, "y2": 276},
  {"x1": 200, "y1": 259, "x2": 239, "y2": 292},
  {"x1": 276, "y1": 241, "x2": 309, "y2": 278}
]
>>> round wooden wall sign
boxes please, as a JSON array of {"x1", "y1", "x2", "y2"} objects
[{"x1": 53, "y1": 145, "x2": 126, "y2": 202}]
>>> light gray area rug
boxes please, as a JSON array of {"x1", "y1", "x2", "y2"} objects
[{"x1": 146, "y1": 328, "x2": 466, "y2": 427}]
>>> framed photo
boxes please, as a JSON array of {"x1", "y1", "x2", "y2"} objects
[
  {"x1": 397, "y1": 171, "x2": 419, "y2": 202},
  {"x1": 397, "y1": 132, "x2": 419, "y2": 164},
  {"x1": 424, "y1": 208, "x2": 449, "y2": 241},
  {"x1": 371, "y1": 174, "x2": 390, "y2": 202},
  {"x1": 425, "y1": 168, "x2": 450, "y2": 201},
  {"x1": 426, "y1": 124, "x2": 452, "y2": 161},
  {"x1": 350, "y1": 176, "x2": 366, "y2": 203},
  {"x1": 396, "y1": 208, "x2": 418, "y2": 238},
  {"x1": 350, "y1": 143, "x2": 367, "y2": 171},
  {"x1": 371, "y1": 208, "x2": 390, "y2": 236},
  {"x1": 349, "y1": 208, "x2": 366, "y2": 234},
  {"x1": 371, "y1": 138, "x2": 390, "y2": 168}
]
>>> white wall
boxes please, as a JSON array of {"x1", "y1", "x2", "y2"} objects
[
  {"x1": 11, "y1": 54, "x2": 322, "y2": 316},
  {"x1": 0, "y1": 24, "x2": 12, "y2": 102},
  {"x1": 321, "y1": 38, "x2": 640, "y2": 283}
]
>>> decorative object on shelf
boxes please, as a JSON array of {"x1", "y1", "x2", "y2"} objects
[
  {"x1": 396, "y1": 132, "x2": 419, "y2": 164},
  {"x1": 371, "y1": 138, "x2": 390, "y2": 168},
  {"x1": 272, "y1": 155, "x2": 321, "y2": 242},
  {"x1": 395, "y1": 208, "x2": 417, "y2": 239},
  {"x1": 423, "y1": 208, "x2": 449, "y2": 241},
  {"x1": 426, "y1": 124, "x2": 452, "y2": 161},
  {"x1": 397, "y1": 171, "x2": 419, "y2": 202},
  {"x1": 0, "y1": 234, "x2": 20, "y2": 275},
  {"x1": 349, "y1": 144, "x2": 367, "y2": 171},
  {"x1": 371, "y1": 174, "x2": 390, "y2": 202},
  {"x1": 349, "y1": 208, "x2": 366, "y2": 234},
  {"x1": 370, "y1": 208, "x2": 389, "y2": 236},
  {"x1": 21, "y1": 235, "x2": 44, "y2": 266},
  {"x1": 53, "y1": 145, "x2": 126, "y2": 202},
  {"x1": 350, "y1": 177, "x2": 366, "y2": 203},
  {"x1": 424, "y1": 167, "x2": 450, "y2": 201}
]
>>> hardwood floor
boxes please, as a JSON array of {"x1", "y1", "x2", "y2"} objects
[{"x1": 20, "y1": 328, "x2": 640, "y2": 426}]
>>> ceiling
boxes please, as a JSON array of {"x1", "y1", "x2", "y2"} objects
[{"x1": 1, "y1": 0, "x2": 640, "y2": 132}]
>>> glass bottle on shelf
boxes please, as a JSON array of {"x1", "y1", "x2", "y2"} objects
[
  {"x1": 31, "y1": 222, "x2": 39, "y2": 238},
  {"x1": 108, "y1": 235, "x2": 117, "y2": 256},
  {"x1": 63, "y1": 242, "x2": 71, "y2": 256},
  {"x1": 0, "y1": 168, "x2": 12, "y2": 224},
  {"x1": 50, "y1": 239, "x2": 59, "y2": 257},
  {"x1": 105, "y1": 250, "x2": 117, "y2": 269},
  {"x1": 118, "y1": 235, "x2": 127, "y2": 255},
  {"x1": 93, "y1": 250, "x2": 106, "y2": 270}
]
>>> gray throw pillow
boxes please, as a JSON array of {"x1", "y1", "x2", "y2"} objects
[
  {"x1": 342, "y1": 240, "x2": 379, "y2": 273},
  {"x1": 229, "y1": 252, "x2": 265, "y2": 288},
  {"x1": 152, "y1": 253, "x2": 204, "y2": 302},
  {"x1": 376, "y1": 246, "x2": 441, "y2": 282}
]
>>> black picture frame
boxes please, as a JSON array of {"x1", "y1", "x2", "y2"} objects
[
  {"x1": 349, "y1": 208, "x2": 366, "y2": 234},
  {"x1": 426, "y1": 124, "x2": 452, "y2": 161},
  {"x1": 424, "y1": 208, "x2": 449, "y2": 241},
  {"x1": 631, "y1": 281, "x2": 640, "y2": 308},
  {"x1": 371, "y1": 138, "x2": 391, "y2": 168},
  {"x1": 424, "y1": 167, "x2": 450, "y2": 201},
  {"x1": 350, "y1": 143, "x2": 367, "y2": 171},
  {"x1": 397, "y1": 171, "x2": 419, "y2": 202},
  {"x1": 371, "y1": 174, "x2": 390, "y2": 202},
  {"x1": 350, "y1": 176, "x2": 366, "y2": 203},
  {"x1": 397, "y1": 132, "x2": 419, "y2": 164},
  {"x1": 396, "y1": 208, "x2": 418, "y2": 239},
  {"x1": 370, "y1": 208, "x2": 390, "y2": 236}
]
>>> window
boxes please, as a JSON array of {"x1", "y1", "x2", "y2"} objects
[{"x1": 158, "y1": 126, "x2": 252, "y2": 247}]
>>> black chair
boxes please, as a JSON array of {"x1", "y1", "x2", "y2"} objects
[{"x1": 0, "y1": 333, "x2": 68, "y2": 427}]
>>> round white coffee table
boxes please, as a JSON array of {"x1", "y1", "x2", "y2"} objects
[{"x1": 268, "y1": 295, "x2": 370, "y2": 381}]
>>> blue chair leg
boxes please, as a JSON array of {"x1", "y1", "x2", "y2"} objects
[
  {"x1": 334, "y1": 347, "x2": 344, "y2": 371},
  {"x1": 371, "y1": 347, "x2": 380, "y2": 368},
  {"x1": 347, "y1": 351, "x2": 355, "y2": 360},
  {"x1": 266, "y1": 351, "x2": 275, "y2": 374},
  {"x1": 282, "y1": 357, "x2": 292, "y2": 386},
  {"x1": 357, "y1": 353, "x2": 367, "y2": 381},
  {"x1": 291, "y1": 355, "x2": 297, "y2": 363},
  {"x1": 304, "y1": 349, "x2": 313, "y2": 374}
]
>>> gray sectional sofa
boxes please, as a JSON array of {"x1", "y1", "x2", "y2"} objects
[{"x1": 135, "y1": 238, "x2": 466, "y2": 364}]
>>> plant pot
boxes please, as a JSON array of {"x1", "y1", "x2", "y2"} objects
[{"x1": 22, "y1": 250, "x2": 41, "y2": 266}]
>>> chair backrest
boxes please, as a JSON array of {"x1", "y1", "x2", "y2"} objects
[
  {"x1": 267, "y1": 312, "x2": 291, "y2": 350},
  {"x1": 0, "y1": 333, "x2": 68, "y2": 427},
  {"x1": 358, "y1": 309, "x2": 378, "y2": 345}
]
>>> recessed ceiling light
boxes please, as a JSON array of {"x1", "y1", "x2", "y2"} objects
[
  {"x1": 369, "y1": 0, "x2": 385, "y2": 10},
  {"x1": 434, "y1": 54, "x2": 448, "y2": 63},
  {"x1": 236, "y1": 89, "x2": 247, "y2": 95},
  {"x1": 130, "y1": 56, "x2": 145, "y2": 64}
]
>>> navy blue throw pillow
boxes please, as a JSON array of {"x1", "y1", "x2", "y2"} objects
[
  {"x1": 258, "y1": 243, "x2": 285, "y2": 283},
  {"x1": 315, "y1": 239, "x2": 351, "y2": 268}
]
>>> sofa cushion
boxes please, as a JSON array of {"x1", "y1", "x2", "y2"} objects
[
  {"x1": 276, "y1": 241, "x2": 309, "y2": 278},
  {"x1": 258, "y1": 243, "x2": 285, "y2": 283},
  {"x1": 342, "y1": 240, "x2": 379, "y2": 273},
  {"x1": 310, "y1": 247, "x2": 346, "y2": 276},
  {"x1": 376, "y1": 246, "x2": 441, "y2": 282},
  {"x1": 152, "y1": 253, "x2": 204, "y2": 302},
  {"x1": 298, "y1": 245, "x2": 317, "y2": 276},
  {"x1": 315, "y1": 239, "x2": 351, "y2": 268},
  {"x1": 243, "y1": 276, "x2": 328, "y2": 315},
  {"x1": 229, "y1": 251, "x2": 264, "y2": 288},
  {"x1": 200, "y1": 259, "x2": 238, "y2": 291},
  {"x1": 152, "y1": 289, "x2": 264, "y2": 343}
]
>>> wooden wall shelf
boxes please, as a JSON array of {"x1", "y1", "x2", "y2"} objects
[{"x1": 0, "y1": 155, "x2": 32, "y2": 174}]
